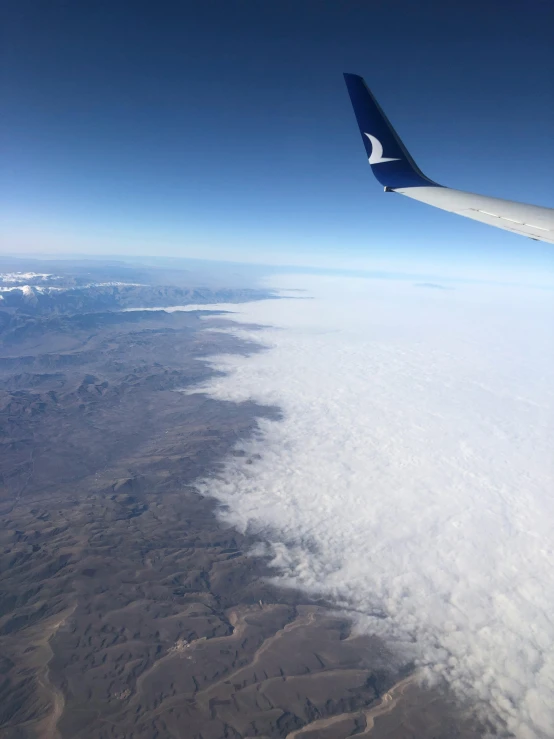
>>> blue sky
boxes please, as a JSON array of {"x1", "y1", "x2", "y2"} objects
[{"x1": 1, "y1": 0, "x2": 553, "y2": 283}]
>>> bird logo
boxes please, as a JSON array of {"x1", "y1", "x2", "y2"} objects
[{"x1": 364, "y1": 133, "x2": 399, "y2": 164}]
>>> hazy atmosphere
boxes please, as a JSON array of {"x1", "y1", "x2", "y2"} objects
[{"x1": 2, "y1": 1, "x2": 553, "y2": 738}]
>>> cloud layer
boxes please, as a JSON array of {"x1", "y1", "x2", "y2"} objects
[{"x1": 183, "y1": 275, "x2": 554, "y2": 738}]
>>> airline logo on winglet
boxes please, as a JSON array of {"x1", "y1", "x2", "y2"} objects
[{"x1": 364, "y1": 133, "x2": 400, "y2": 164}]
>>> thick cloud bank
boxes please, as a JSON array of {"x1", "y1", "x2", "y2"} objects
[{"x1": 185, "y1": 276, "x2": 554, "y2": 738}]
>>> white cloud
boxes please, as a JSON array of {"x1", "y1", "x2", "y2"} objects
[{"x1": 182, "y1": 275, "x2": 554, "y2": 738}]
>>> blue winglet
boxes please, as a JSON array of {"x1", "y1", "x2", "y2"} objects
[{"x1": 343, "y1": 73, "x2": 439, "y2": 190}]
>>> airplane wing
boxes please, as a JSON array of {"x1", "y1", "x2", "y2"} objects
[{"x1": 343, "y1": 73, "x2": 554, "y2": 245}]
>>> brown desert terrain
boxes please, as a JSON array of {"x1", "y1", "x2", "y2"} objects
[{"x1": 0, "y1": 274, "x2": 494, "y2": 738}]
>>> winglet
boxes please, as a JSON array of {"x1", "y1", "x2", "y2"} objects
[{"x1": 343, "y1": 73, "x2": 439, "y2": 190}]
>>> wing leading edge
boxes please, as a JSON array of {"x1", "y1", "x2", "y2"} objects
[{"x1": 343, "y1": 73, "x2": 554, "y2": 245}]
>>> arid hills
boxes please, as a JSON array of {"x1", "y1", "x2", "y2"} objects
[{"x1": 0, "y1": 260, "x2": 492, "y2": 738}]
